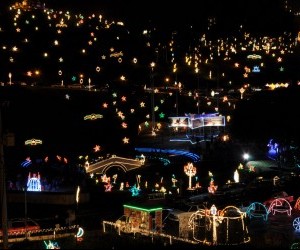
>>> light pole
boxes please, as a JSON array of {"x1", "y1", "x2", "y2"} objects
[
  {"x1": 24, "y1": 181, "x2": 28, "y2": 239},
  {"x1": 150, "y1": 62, "x2": 155, "y2": 135},
  {"x1": 196, "y1": 69, "x2": 200, "y2": 114},
  {"x1": 8, "y1": 73, "x2": 12, "y2": 85},
  {"x1": 0, "y1": 104, "x2": 9, "y2": 249}
]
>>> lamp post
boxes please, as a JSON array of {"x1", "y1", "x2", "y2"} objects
[
  {"x1": 0, "y1": 103, "x2": 10, "y2": 249},
  {"x1": 195, "y1": 68, "x2": 200, "y2": 114},
  {"x1": 24, "y1": 181, "x2": 28, "y2": 239},
  {"x1": 150, "y1": 62, "x2": 156, "y2": 135},
  {"x1": 8, "y1": 73, "x2": 12, "y2": 85}
]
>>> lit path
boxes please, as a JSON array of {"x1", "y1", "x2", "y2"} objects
[
  {"x1": 85, "y1": 155, "x2": 144, "y2": 174},
  {"x1": 135, "y1": 147, "x2": 201, "y2": 162}
]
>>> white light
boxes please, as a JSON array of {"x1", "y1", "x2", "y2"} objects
[{"x1": 243, "y1": 153, "x2": 250, "y2": 160}]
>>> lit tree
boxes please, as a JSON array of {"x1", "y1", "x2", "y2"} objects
[{"x1": 184, "y1": 162, "x2": 197, "y2": 189}]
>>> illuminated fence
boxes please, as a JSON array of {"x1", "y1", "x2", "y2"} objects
[
  {"x1": 0, "y1": 225, "x2": 79, "y2": 243},
  {"x1": 102, "y1": 220, "x2": 199, "y2": 245}
]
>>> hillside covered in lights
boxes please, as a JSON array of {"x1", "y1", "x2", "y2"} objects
[{"x1": 0, "y1": 1, "x2": 300, "y2": 162}]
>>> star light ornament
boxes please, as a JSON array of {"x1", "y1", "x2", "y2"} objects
[
  {"x1": 122, "y1": 137, "x2": 129, "y2": 144},
  {"x1": 93, "y1": 145, "x2": 101, "y2": 152}
]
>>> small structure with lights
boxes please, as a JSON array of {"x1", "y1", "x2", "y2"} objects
[
  {"x1": 168, "y1": 113, "x2": 225, "y2": 144},
  {"x1": 115, "y1": 203, "x2": 163, "y2": 234},
  {"x1": 188, "y1": 205, "x2": 250, "y2": 246}
]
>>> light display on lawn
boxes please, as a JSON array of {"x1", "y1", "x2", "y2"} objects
[
  {"x1": 184, "y1": 162, "x2": 197, "y2": 190},
  {"x1": 293, "y1": 217, "x2": 300, "y2": 231},
  {"x1": 44, "y1": 240, "x2": 60, "y2": 249},
  {"x1": 168, "y1": 113, "x2": 226, "y2": 144},
  {"x1": 295, "y1": 197, "x2": 300, "y2": 211},
  {"x1": 246, "y1": 202, "x2": 269, "y2": 221},
  {"x1": 267, "y1": 197, "x2": 292, "y2": 216},
  {"x1": 188, "y1": 205, "x2": 250, "y2": 245},
  {"x1": 234, "y1": 169, "x2": 239, "y2": 183},
  {"x1": 24, "y1": 138, "x2": 43, "y2": 146},
  {"x1": 27, "y1": 172, "x2": 42, "y2": 191}
]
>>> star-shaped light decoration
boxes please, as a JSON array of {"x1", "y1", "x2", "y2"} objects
[
  {"x1": 144, "y1": 121, "x2": 149, "y2": 127},
  {"x1": 93, "y1": 145, "x2": 101, "y2": 152},
  {"x1": 59, "y1": 57, "x2": 63, "y2": 63},
  {"x1": 101, "y1": 55, "x2": 106, "y2": 60},
  {"x1": 65, "y1": 94, "x2": 70, "y2": 100},
  {"x1": 117, "y1": 111, "x2": 124, "y2": 118},
  {"x1": 159, "y1": 112, "x2": 165, "y2": 119},
  {"x1": 121, "y1": 96, "x2": 126, "y2": 102},
  {"x1": 122, "y1": 137, "x2": 129, "y2": 144},
  {"x1": 121, "y1": 122, "x2": 128, "y2": 128},
  {"x1": 140, "y1": 102, "x2": 145, "y2": 108},
  {"x1": 130, "y1": 109, "x2": 135, "y2": 113},
  {"x1": 112, "y1": 92, "x2": 117, "y2": 98},
  {"x1": 120, "y1": 75, "x2": 126, "y2": 81},
  {"x1": 102, "y1": 102, "x2": 108, "y2": 108}
]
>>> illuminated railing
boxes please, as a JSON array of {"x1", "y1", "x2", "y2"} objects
[{"x1": 0, "y1": 225, "x2": 79, "y2": 243}]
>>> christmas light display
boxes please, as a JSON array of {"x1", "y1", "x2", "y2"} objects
[
  {"x1": 184, "y1": 162, "x2": 197, "y2": 190},
  {"x1": 27, "y1": 172, "x2": 41, "y2": 191},
  {"x1": 267, "y1": 197, "x2": 292, "y2": 216},
  {"x1": 188, "y1": 205, "x2": 250, "y2": 245},
  {"x1": 246, "y1": 202, "x2": 269, "y2": 221}
]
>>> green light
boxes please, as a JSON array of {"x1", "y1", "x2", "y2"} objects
[{"x1": 124, "y1": 204, "x2": 162, "y2": 212}]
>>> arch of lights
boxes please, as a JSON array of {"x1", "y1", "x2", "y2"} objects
[
  {"x1": 188, "y1": 205, "x2": 250, "y2": 246},
  {"x1": 246, "y1": 202, "x2": 269, "y2": 221},
  {"x1": 267, "y1": 197, "x2": 292, "y2": 216}
]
